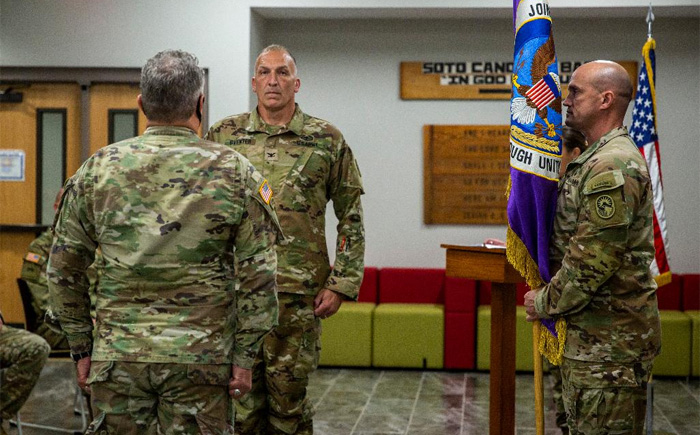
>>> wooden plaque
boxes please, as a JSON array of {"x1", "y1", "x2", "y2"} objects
[
  {"x1": 401, "y1": 61, "x2": 638, "y2": 100},
  {"x1": 424, "y1": 125, "x2": 510, "y2": 225}
]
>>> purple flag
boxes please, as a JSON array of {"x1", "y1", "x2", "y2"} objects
[{"x1": 508, "y1": 0, "x2": 564, "y2": 364}]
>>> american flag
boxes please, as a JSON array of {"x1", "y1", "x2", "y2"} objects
[
  {"x1": 259, "y1": 180, "x2": 273, "y2": 205},
  {"x1": 526, "y1": 73, "x2": 558, "y2": 110},
  {"x1": 629, "y1": 37, "x2": 671, "y2": 286}
]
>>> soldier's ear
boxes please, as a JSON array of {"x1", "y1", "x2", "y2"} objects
[
  {"x1": 137, "y1": 95, "x2": 145, "y2": 115},
  {"x1": 294, "y1": 78, "x2": 300, "y2": 93},
  {"x1": 600, "y1": 90, "x2": 614, "y2": 110}
]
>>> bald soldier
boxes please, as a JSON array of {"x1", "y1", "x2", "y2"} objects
[
  {"x1": 48, "y1": 50, "x2": 281, "y2": 434},
  {"x1": 524, "y1": 60, "x2": 661, "y2": 435},
  {"x1": 208, "y1": 44, "x2": 365, "y2": 434}
]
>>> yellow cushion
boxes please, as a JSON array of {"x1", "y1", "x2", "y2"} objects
[
  {"x1": 653, "y1": 310, "x2": 692, "y2": 377},
  {"x1": 372, "y1": 303, "x2": 444, "y2": 368},
  {"x1": 319, "y1": 302, "x2": 375, "y2": 367}
]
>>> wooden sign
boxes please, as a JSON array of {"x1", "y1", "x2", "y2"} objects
[
  {"x1": 424, "y1": 125, "x2": 510, "y2": 225},
  {"x1": 401, "y1": 61, "x2": 638, "y2": 100}
]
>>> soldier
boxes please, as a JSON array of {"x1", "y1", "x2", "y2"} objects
[
  {"x1": 48, "y1": 50, "x2": 281, "y2": 434},
  {"x1": 524, "y1": 61, "x2": 661, "y2": 435},
  {"x1": 0, "y1": 310, "x2": 51, "y2": 435},
  {"x1": 21, "y1": 189, "x2": 88, "y2": 349},
  {"x1": 550, "y1": 126, "x2": 588, "y2": 435},
  {"x1": 207, "y1": 44, "x2": 365, "y2": 434}
]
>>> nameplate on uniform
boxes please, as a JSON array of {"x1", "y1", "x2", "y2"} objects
[
  {"x1": 424, "y1": 125, "x2": 510, "y2": 225},
  {"x1": 401, "y1": 61, "x2": 637, "y2": 100}
]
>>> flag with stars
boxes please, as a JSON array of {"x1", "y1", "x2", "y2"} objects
[{"x1": 629, "y1": 37, "x2": 672, "y2": 287}]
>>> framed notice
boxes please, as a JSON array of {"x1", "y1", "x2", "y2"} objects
[
  {"x1": 0, "y1": 150, "x2": 26, "y2": 181},
  {"x1": 424, "y1": 125, "x2": 510, "y2": 225},
  {"x1": 401, "y1": 61, "x2": 637, "y2": 100}
]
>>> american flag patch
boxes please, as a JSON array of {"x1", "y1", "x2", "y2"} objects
[
  {"x1": 526, "y1": 73, "x2": 559, "y2": 110},
  {"x1": 259, "y1": 180, "x2": 273, "y2": 205},
  {"x1": 25, "y1": 253, "x2": 42, "y2": 264}
]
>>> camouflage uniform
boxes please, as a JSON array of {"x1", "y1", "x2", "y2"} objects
[
  {"x1": 545, "y1": 360, "x2": 567, "y2": 433},
  {"x1": 0, "y1": 311, "x2": 51, "y2": 420},
  {"x1": 534, "y1": 127, "x2": 661, "y2": 435},
  {"x1": 207, "y1": 105, "x2": 365, "y2": 434},
  {"x1": 21, "y1": 229, "x2": 100, "y2": 348},
  {"x1": 48, "y1": 126, "x2": 281, "y2": 434}
]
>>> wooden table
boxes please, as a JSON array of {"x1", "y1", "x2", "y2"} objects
[{"x1": 442, "y1": 244, "x2": 523, "y2": 435}]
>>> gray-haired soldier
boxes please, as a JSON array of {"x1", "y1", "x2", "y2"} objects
[{"x1": 48, "y1": 50, "x2": 282, "y2": 434}]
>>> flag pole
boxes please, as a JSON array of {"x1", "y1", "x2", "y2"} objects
[{"x1": 533, "y1": 320, "x2": 545, "y2": 435}]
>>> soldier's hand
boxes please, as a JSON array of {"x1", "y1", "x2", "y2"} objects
[
  {"x1": 314, "y1": 289, "x2": 342, "y2": 319},
  {"x1": 230, "y1": 365, "x2": 252, "y2": 399},
  {"x1": 524, "y1": 288, "x2": 542, "y2": 322},
  {"x1": 75, "y1": 356, "x2": 91, "y2": 394}
]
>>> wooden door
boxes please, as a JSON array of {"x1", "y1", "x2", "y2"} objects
[
  {"x1": 89, "y1": 83, "x2": 147, "y2": 155},
  {"x1": 0, "y1": 83, "x2": 81, "y2": 324}
]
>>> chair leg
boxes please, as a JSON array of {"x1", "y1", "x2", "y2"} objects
[
  {"x1": 9, "y1": 412, "x2": 23, "y2": 435},
  {"x1": 645, "y1": 379, "x2": 654, "y2": 435}
]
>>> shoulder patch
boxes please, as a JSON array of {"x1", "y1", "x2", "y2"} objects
[
  {"x1": 595, "y1": 194, "x2": 616, "y2": 219},
  {"x1": 259, "y1": 179, "x2": 273, "y2": 205},
  {"x1": 24, "y1": 252, "x2": 43, "y2": 264}
]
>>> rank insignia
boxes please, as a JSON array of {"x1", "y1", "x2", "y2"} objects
[{"x1": 259, "y1": 180, "x2": 273, "y2": 205}]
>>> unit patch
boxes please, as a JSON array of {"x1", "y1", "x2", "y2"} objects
[
  {"x1": 259, "y1": 180, "x2": 273, "y2": 205},
  {"x1": 595, "y1": 194, "x2": 615, "y2": 219}
]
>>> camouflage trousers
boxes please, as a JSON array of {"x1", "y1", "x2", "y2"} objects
[
  {"x1": 561, "y1": 358, "x2": 653, "y2": 435},
  {"x1": 545, "y1": 359, "x2": 568, "y2": 433},
  {"x1": 0, "y1": 325, "x2": 50, "y2": 418},
  {"x1": 35, "y1": 322, "x2": 69, "y2": 350},
  {"x1": 236, "y1": 294, "x2": 320, "y2": 435},
  {"x1": 86, "y1": 361, "x2": 234, "y2": 434}
]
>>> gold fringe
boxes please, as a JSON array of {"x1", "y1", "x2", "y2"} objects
[
  {"x1": 642, "y1": 38, "x2": 657, "y2": 126},
  {"x1": 654, "y1": 271, "x2": 672, "y2": 288},
  {"x1": 506, "y1": 226, "x2": 544, "y2": 290},
  {"x1": 506, "y1": 174, "x2": 566, "y2": 365},
  {"x1": 539, "y1": 317, "x2": 567, "y2": 366}
]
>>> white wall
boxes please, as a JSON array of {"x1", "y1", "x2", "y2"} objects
[
  {"x1": 1, "y1": 1, "x2": 698, "y2": 273},
  {"x1": 264, "y1": 16, "x2": 700, "y2": 273}
]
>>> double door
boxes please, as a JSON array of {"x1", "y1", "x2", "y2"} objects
[{"x1": 0, "y1": 81, "x2": 144, "y2": 324}]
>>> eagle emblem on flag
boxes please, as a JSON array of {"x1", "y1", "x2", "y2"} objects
[{"x1": 510, "y1": 33, "x2": 562, "y2": 140}]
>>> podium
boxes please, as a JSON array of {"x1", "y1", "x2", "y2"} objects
[{"x1": 442, "y1": 245, "x2": 523, "y2": 435}]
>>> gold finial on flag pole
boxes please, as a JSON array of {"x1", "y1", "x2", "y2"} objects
[{"x1": 646, "y1": 2, "x2": 655, "y2": 39}]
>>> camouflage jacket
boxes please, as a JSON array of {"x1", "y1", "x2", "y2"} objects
[
  {"x1": 535, "y1": 127, "x2": 661, "y2": 363},
  {"x1": 207, "y1": 105, "x2": 365, "y2": 299},
  {"x1": 48, "y1": 126, "x2": 281, "y2": 368},
  {"x1": 21, "y1": 229, "x2": 99, "y2": 321},
  {"x1": 21, "y1": 229, "x2": 54, "y2": 317}
]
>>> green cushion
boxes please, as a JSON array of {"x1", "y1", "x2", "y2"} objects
[
  {"x1": 477, "y1": 306, "x2": 541, "y2": 372},
  {"x1": 319, "y1": 302, "x2": 375, "y2": 367},
  {"x1": 372, "y1": 303, "x2": 444, "y2": 368},
  {"x1": 653, "y1": 310, "x2": 692, "y2": 377},
  {"x1": 686, "y1": 310, "x2": 700, "y2": 377}
]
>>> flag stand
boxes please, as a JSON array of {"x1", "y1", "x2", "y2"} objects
[{"x1": 533, "y1": 321, "x2": 545, "y2": 435}]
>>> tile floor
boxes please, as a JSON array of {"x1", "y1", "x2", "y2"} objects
[{"x1": 6, "y1": 361, "x2": 700, "y2": 434}]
